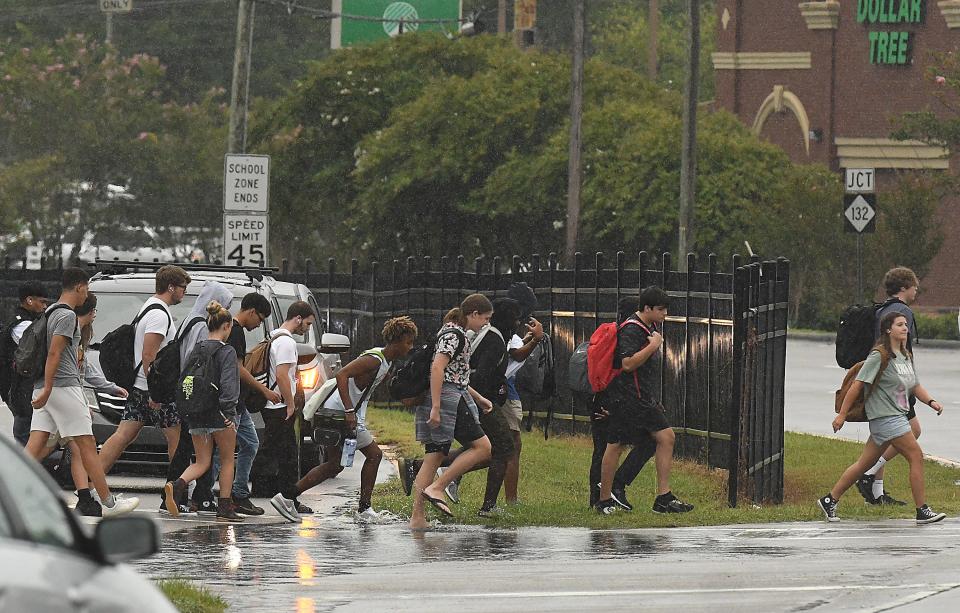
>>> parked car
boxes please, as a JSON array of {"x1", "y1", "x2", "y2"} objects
[
  {"x1": 79, "y1": 261, "x2": 350, "y2": 491},
  {"x1": 0, "y1": 434, "x2": 174, "y2": 613}
]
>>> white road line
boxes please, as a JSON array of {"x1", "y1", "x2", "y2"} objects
[
  {"x1": 860, "y1": 584, "x2": 960, "y2": 613},
  {"x1": 367, "y1": 583, "x2": 960, "y2": 601}
]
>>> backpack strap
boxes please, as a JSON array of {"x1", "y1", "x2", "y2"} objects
[
  {"x1": 132, "y1": 303, "x2": 173, "y2": 378},
  {"x1": 617, "y1": 318, "x2": 654, "y2": 400},
  {"x1": 176, "y1": 316, "x2": 207, "y2": 343}
]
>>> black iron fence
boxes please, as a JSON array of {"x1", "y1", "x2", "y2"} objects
[{"x1": 0, "y1": 251, "x2": 788, "y2": 506}]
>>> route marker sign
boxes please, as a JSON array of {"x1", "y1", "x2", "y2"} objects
[{"x1": 843, "y1": 193, "x2": 877, "y2": 234}]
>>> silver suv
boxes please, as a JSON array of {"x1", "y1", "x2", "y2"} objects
[{"x1": 83, "y1": 261, "x2": 351, "y2": 485}]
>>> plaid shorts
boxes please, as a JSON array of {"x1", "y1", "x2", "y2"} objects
[{"x1": 121, "y1": 387, "x2": 180, "y2": 429}]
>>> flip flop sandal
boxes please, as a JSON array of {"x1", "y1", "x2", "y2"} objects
[{"x1": 421, "y1": 492, "x2": 454, "y2": 518}]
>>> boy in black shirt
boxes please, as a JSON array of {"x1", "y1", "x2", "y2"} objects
[{"x1": 597, "y1": 287, "x2": 694, "y2": 515}]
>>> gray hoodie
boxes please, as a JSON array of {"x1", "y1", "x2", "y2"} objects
[{"x1": 179, "y1": 281, "x2": 235, "y2": 365}]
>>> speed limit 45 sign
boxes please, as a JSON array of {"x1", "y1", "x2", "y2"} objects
[{"x1": 224, "y1": 213, "x2": 268, "y2": 267}]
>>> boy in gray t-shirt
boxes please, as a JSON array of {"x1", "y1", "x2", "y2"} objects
[
  {"x1": 33, "y1": 304, "x2": 81, "y2": 391},
  {"x1": 26, "y1": 268, "x2": 139, "y2": 518}
]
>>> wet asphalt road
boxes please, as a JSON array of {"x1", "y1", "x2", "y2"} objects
[{"x1": 4, "y1": 337, "x2": 960, "y2": 611}]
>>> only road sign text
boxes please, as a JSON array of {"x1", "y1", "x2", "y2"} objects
[
  {"x1": 843, "y1": 194, "x2": 877, "y2": 233},
  {"x1": 845, "y1": 168, "x2": 875, "y2": 193}
]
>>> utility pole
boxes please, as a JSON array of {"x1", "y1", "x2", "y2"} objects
[
  {"x1": 677, "y1": 0, "x2": 700, "y2": 270},
  {"x1": 106, "y1": 13, "x2": 113, "y2": 44},
  {"x1": 564, "y1": 0, "x2": 585, "y2": 265},
  {"x1": 648, "y1": 0, "x2": 659, "y2": 80},
  {"x1": 498, "y1": 0, "x2": 507, "y2": 34},
  {"x1": 228, "y1": 0, "x2": 256, "y2": 154}
]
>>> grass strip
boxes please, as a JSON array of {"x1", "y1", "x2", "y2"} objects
[
  {"x1": 157, "y1": 579, "x2": 228, "y2": 613},
  {"x1": 369, "y1": 408, "x2": 960, "y2": 528}
]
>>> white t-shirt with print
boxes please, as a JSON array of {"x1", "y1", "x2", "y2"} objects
[
  {"x1": 504, "y1": 333, "x2": 526, "y2": 380},
  {"x1": 265, "y1": 328, "x2": 298, "y2": 410},
  {"x1": 134, "y1": 297, "x2": 174, "y2": 391}
]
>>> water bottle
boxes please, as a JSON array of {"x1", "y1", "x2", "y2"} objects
[{"x1": 340, "y1": 435, "x2": 358, "y2": 468}]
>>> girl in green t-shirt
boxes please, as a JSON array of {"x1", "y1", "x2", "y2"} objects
[{"x1": 818, "y1": 312, "x2": 946, "y2": 524}]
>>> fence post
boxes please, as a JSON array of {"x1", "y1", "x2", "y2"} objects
[
  {"x1": 684, "y1": 252, "x2": 696, "y2": 458},
  {"x1": 423, "y1": 256, "x2": 431, "y2": 326},
  {"x1": 775, "y1": 258, "x2": 790, "y2": 501},
  {"x1": 547, "y1": 252, "x2": 557, "y2": 347},
  {"x1": 493, "y1": 256, "x2": 501, "y2": 297},
  {"x1": 530, "y1": 253, "x2": 541, "y2": 318},
  {"x1": 349, "y1": 259, "x2": 358, "y2": 342},
  {"x1": 659, "y1": 252, "x2": 671, "y2": 403},
  {"x1": 706, "y1": 253, "x2": 717, "y2": 464},
  {"x1": 615, "y1": 251, "x2": 625, "y2": 307},
  {"x1": 456, "y1": 255, "x2": 465, "y2": 317},
  {"x1": 440, "y1": 256, "x2": 448, "y2": 318},
  {"x1": 305, "y1": 258, "x2": 313, "y2": 277},
  {"x1": 391, "y1": 260, "x2": 399, "y2": 318},
  {"x1": 474, "y1": 257, "x2": 483, "y2": 294},
  {"x1": 594, "y1": 252, "x2": 603, "y2": 330},
  {"x1": 638, "y1": 251, "x2": 648, "y2": 292},
  {"x1": 371, "y1": 260, "x2": 379, "y2": 348},
  {"x1": 326, "y1": 258, "x2": 335, "y2": 328},
  {"x1": 573, "y1": 252, "x2": 583, "y2": 346},
  {"x1": 282, "y1": 259, "x2": 289, "y2": 275},
  {"x1": 512, "y1": 255, "x2": 521, "y2": 285},
  {"x1": 728, "y1": 261, "x2": 747, "y2": 507},
  {"x1": 406, "y1": 256, "x2": 414, "y2": 316}
]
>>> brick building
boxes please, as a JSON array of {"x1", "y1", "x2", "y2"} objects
[{"x1": 713, "y1": 0, "x2": 959, "y2": 308}]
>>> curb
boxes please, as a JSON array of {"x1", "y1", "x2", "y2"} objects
[{"x1": 788, "y1": 330, "x2": 960, "y2": 349}]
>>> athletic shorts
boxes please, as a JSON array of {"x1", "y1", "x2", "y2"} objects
[
  {"x1": 606, "y1": 399, "x2": 670, "y2": 445},
  {"x1": 869, "y1": 414, "x2": 912, "y2": 446},
  {"x1": 189, "y1": 426, "x2": 227, "y2": 436},
  {"x1": 500, "y1": 399, "x2": 523, "y2": 432},
  {"x1": 122, "y1": 387, "x2": 180, "y2": 429},
  {"x1": 30, "y1": 386, "x2": 92, "y2": 440},
  {"x1": 479, "y1": 404, "x2": 515, "y2": 459},
  {"x1": 355, "y1": 424, "x2": 375, "y2": 449}
]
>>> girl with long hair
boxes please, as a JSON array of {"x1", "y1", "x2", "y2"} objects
[{"x1": 820, "y1": 311, "x2": 946, "y2": 524}]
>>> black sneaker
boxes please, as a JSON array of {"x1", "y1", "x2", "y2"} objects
[
  {"x1": 595, "y1": 499, "x2": 618, "y2": 515},
  {"x1": 916, "y1": 504, "x2": 946, "y2": 525},
  {"x1": 399, "y1": 458, "x2": 415, "y2": 496},
  {"x1": 877, "y1": 493, "x2": 907, "y2": 506},
  {"x1": 294, "y1": 499, "x2": 314, "y2": 515},
  {"x1": 233, "y1": 497, "x2": 265, "y2": 516},
  {"x1": 76, "y1": 497, "x2": 102, "y2": 518},
  {"x1": 817, "y1": 494, "x2": 839, "y2": 522},
  {"x1": 195, "y1": 500, "x2": 218, "y2": 517},
  {"x1": 855, "y1": 474, "x2": 878, "y2": 505},
  {"x1": 589, "y1": 485, "x2": 600, "y2": 510},
  {"x1": 653, "y1": 493, "x2": 694, "y2": 514},
  {"x1": 477, "y1": 504, "x2": 504, "y2": 518},
  {"x1": 611, "y1": 487, "x2": 633, "y2": 512}
]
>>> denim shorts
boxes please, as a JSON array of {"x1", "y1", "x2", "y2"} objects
[
  {"x1": 869, "y1": 414, "x2": 912, "y2": 446},
  {"x1": 189, "y1": 426, "x2": 226, "y2": 436}
]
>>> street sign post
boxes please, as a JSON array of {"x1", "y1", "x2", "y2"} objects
[
  {"x1": 223, "y1": 154, "x2": 270, "y2": 266},
  {"x1": 843, "y1": 170, "x2": 877, "y2": 302},
  {"x1": 99, "y1": 0, "x2": 133, "y2": 13},
  {"x1": 223, "y1": 214, "x2": 269, "y2": 268}
]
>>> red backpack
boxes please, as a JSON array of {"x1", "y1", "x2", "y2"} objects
[{"x1": 586, "y1": 319, "x2": 650, "y2": 395}]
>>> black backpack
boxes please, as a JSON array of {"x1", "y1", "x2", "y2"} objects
[
  {"x1": 99, "y1": 303, "x2": 170, "y2": 391},
  {"x1": 567, "y1": 340, "x2": 591, "y2": 394},
  {"x1": 175, "y1": 341, "x2": 223, "y2": 417},
  {"x1": 388, "y1": 328, "x2": 466, "y2": 400},
  {"x1": 13, "y1": 304, "x2": 73, "y2": 381},
  {"x1": 516, "y1": 333, "x2": 556, "y2": 399},
  {"x1": 507, "y1": 282, "x2": 538, "y2": 318},
  {"x1": 835, "y1": 298, "x2": 899, "y2": 369},
  {"x1": 0, "y1": 315, "x2": 26, "y2": 402},
  {"x1": 147, "y1": 316, "x2": 206, "y2": 404}
]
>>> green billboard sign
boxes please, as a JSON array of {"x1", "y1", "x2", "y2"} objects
[{"x1": 331, "y1": 0, "x2": 462, "y2": 49}]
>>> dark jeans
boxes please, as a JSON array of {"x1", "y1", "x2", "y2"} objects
[
  {"x1": 166, "y1": 415, "x2": 214, "y2": 502},
  {"x1": 261, "y1": 407, "x2": 299, "y2": 497},
  {"x1": 7, "y1": 385, "x2": 32, "y2": 446},
  {"x1": 590, "y1": 416, "x2": 657, "y2": 505}
]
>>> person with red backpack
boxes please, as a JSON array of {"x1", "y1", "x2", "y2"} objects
[{"x1": 595, "y1": 287, "x2": 693, "y2": 515}]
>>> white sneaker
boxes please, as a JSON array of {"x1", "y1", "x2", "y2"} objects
[
  {"x1": 102, "y1": 496, "x2": 140, "y2": 518},
  {"x1": 355, "y1": 507, "x2": 382, "y2": 522},
  {"x1": 270, "y1": 493, "x2": 302, "y2": 523}
]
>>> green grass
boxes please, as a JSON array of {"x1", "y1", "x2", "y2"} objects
[
  {"x1": 368, "y1": 408, "x2": 960, "y2": 528},
  {"x1": 157, "y1": 580, "x2": 228, "y2": 613}
]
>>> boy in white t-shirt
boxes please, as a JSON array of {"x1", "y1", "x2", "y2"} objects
[
  {"x1": 261, "y1": 301, "x2": 315, "y2": 523},
  {"x1": 97, "y1": 265, "x2": 191, "y2": 511}
]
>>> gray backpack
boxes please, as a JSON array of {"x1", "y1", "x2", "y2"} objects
[
  {"x1": 14, "y1": 304, "x2": 73, "y2": 381},
  {"x1": 567, "y1": 341, "x2": 591, "y2": 394}
]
